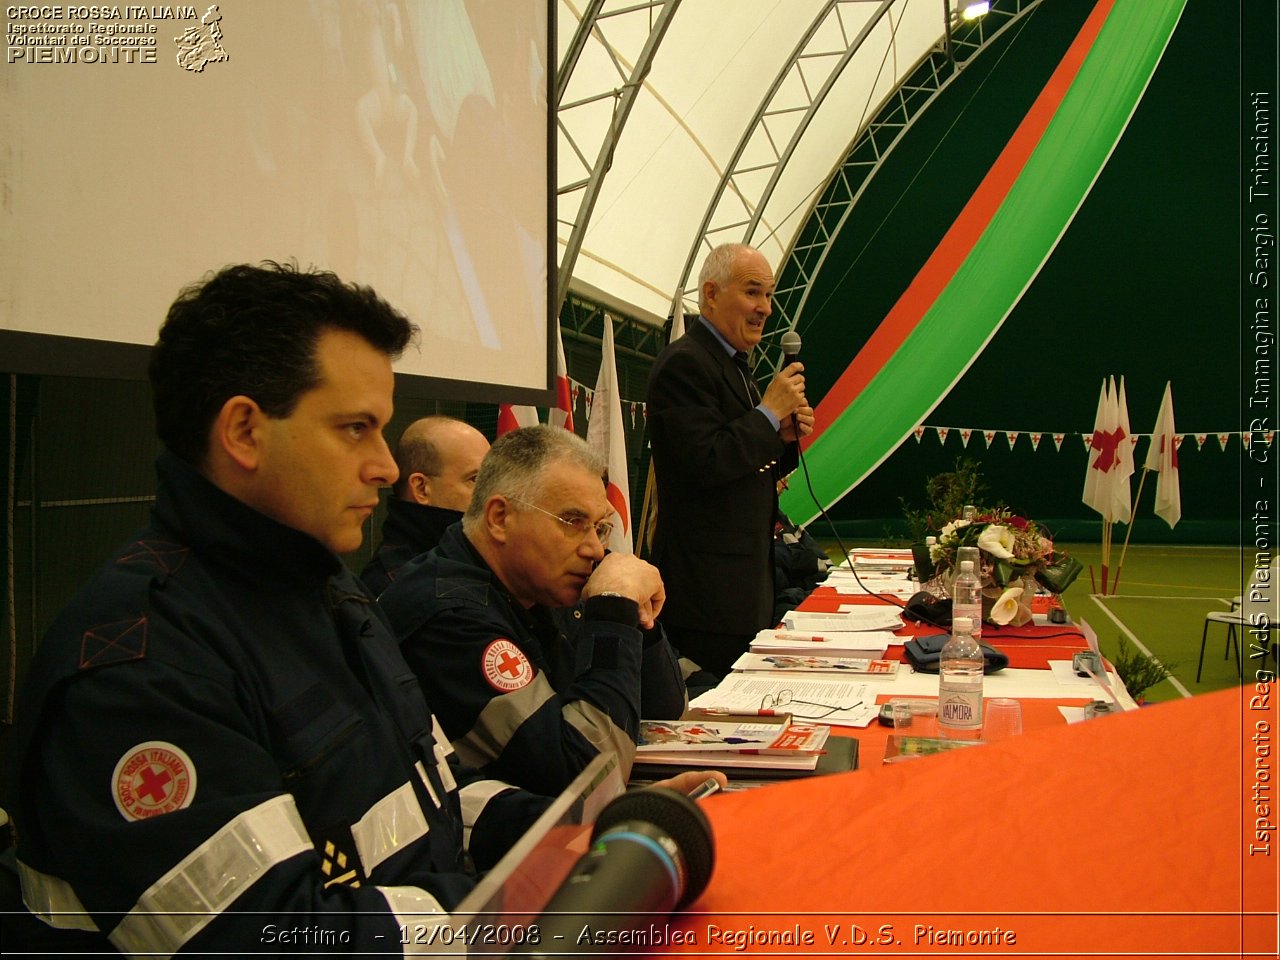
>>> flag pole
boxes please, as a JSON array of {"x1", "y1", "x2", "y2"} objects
[
  {"x1": 1100, "y1": 519, "x2": 1111, "y2": 595},
  {"x1": 638, "y1": 459, "x2": 657, "y2": 556},
  {"x1": 1113, "y1": 466, "x2": 1151, "y2": 594}
]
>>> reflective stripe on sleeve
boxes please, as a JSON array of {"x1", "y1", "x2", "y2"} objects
[
  {"x1": 110, "y1": 793, "x2": 312, "y2": 956},
  {"x1": 16, "y1": 859, "x2": 100, "y2": 932},
  {"x1": 563, "y1": 700, "x2": 635, "y2": 779},
  {"x1": 431, "y1": 716, "x2": 458, "y2": 794},
  {"x1": 415, "y1": 760, "x2": 441, "y2": 809},
  {"x1": 351, "y1": 780, "x2": 430, "y2": 874},
  {"x1": 453, "y1": 675, "x2": 556, "y2": 769},
  {"x1": 457, "y1": 779, "x2": 514, "y2": 852},
  {"x1": 377, "y1": 885, "x2": 463, "y2": 957}
]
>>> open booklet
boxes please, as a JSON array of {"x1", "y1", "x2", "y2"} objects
[
  {"x1": 633, "y1": 714, "x2": 859, "y2": 781},
  {"x1": 635, "y1": 716, "x2": 830, "y2": 772}
]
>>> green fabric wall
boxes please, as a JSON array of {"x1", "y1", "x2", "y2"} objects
[{"x1": 790, "y1": 0, "x2": 1244, "y2": 543}]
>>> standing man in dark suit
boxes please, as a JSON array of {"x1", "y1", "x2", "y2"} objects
[{"x1": 645, "y1": 243, "x2": 815, "y2": 677}]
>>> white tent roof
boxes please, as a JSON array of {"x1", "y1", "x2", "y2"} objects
[{"x1": 556, "y1": 0, "x2": 952, "y2": 323}]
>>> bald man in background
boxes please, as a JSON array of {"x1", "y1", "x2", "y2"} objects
[{"x1": 361, "y1": 415, "x2": 490, "y2": 596}]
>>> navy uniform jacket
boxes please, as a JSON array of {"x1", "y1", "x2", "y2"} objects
[
  {"x1": 5, "y1": 454, "x2": 547, "y2": 956},
  {"x1": 773, "y1": 510, "x2": 833, "y2": 623},
  {"x1": 360, "y1": 498, "x2": 462, "y2": 597},
  {"x1": 379, "y1": 523, "x2": 686, "y2": 796},
  {"x1": 646, "y1": 320, "x2": 799, "y2": 637}
]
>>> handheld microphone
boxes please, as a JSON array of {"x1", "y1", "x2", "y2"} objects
[
  {"x1": 779, "y1": 330, "x2": 804, "y2": 444},
  {"x1": 527, "y1": 787, "x2": 715, "y2": 954},
  {"x1": 780, "y1": 329, "x2": 802, "y2": 367}
]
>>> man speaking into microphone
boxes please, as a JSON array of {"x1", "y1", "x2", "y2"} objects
[{"x1": 646, "y1": 243, "x2": 814, "y2": 678}]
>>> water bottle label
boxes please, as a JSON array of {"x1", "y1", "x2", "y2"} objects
[{"x1": 939, "y1": 690, "x2": 983, "y2": 729}]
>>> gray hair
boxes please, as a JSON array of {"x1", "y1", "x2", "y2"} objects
[
  {"x1": 463, "y1": 425, "x2": 605, "y2": 535},
  {"x1": 697, "y1": 243, "x2": 753, "y2": 313}
]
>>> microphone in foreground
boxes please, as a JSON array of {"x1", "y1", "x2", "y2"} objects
[{"x1": 526, "y1": 786, "x2": 715, "y2": 954}]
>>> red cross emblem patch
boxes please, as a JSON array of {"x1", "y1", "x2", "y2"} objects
[
  {"x1": 481, "y1": 639, "x2": 533, "y2": 693},
  {"x1": 112, "y1": 741, "x2": 197, "y2": 821}
]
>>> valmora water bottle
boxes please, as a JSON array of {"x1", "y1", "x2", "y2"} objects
[
  {"x1": 939, "y1": 616, "x2": 983, "y2": 736},
  {"x1": 951, "y1": 559, "x2": 982, "y2": 642}
]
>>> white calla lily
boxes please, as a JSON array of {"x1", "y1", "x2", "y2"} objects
[
  {"x1": 988, "y1": 585, "x2": 1024, "y2": 625},
  {"x1": 977, "y1": 524, "x2": 1016, "y2": 560}
]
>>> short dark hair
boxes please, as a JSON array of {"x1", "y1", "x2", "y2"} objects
[{"x1": 149, "y1": 261, "x2": 418, "y2": 465}]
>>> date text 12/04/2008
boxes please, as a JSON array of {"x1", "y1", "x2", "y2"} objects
[{"x1": 396, "y1": 923, "x2": 541, "y2": 948}]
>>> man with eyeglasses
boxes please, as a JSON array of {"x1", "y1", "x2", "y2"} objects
[
  {"x1": 379, "y1": 425, "x2": 687, "y2": 795},
  {"x1": 360, "y1": 415, "x2": 491, "y2": 596}
]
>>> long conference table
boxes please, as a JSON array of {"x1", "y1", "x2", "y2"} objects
[{"x1": 651, "y1": 551, "x2": 1279, "y2": 957}]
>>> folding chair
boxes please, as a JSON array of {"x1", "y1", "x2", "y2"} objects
[{"x1": 1198, "y1": 585, "x2": 1278, "y2": 682}]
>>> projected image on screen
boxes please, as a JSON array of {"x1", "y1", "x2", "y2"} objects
[{"x1": 0, "y1": 0, "x2": 551, "y2": 397}]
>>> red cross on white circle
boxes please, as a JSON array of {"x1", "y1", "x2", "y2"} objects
[{"x1": 482, "y1": 639, "x2": 533, "y2": 692}]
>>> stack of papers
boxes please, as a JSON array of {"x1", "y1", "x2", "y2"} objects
[
  {"x1": 782, "y1": 609, "x2": 904, "y2": 633},
  {"x1": 750, "y1": 630, "x2": 896, "y2": 657},
  {"x1": 689, "y1": 674, "x2": 878, "y2": 727},
  {"x1": 636, "y1": 718, "x2": 830, "y2": 771},
  {"x1": 732, "y1": 652, "x2": 900, "y2": 677},
  {"x1": 820, "y1": 571, "x2": 918, "y2": 597}
]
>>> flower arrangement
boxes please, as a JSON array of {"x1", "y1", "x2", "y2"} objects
[{"x1": 927, "y1": 507, "x2": 1082, "y2": 626}]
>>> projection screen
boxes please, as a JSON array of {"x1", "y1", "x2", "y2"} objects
[{"x1": 1, "y1": 0, "x2": 554, "y2": 403}]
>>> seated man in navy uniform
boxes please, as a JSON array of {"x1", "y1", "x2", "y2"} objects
[
  {"x1": 2, "y1": 263, "x2": 713, "y2": 954},
  {"x1": 361, "y1": 415, "x2": 490, "y2": 596},
  {"x1": 772, "y1": 477, "x2": 833, "y2": 623},
  {"x1": 379, "y1": 425, "x2": 688, "y2": 796}
]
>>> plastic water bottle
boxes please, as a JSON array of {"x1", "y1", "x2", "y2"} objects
[
  {"x1": 938, "y1": 616, "x2": 984, "y2": 737},
  {"x1": 951, "y1": 559, "x2": 982, "y2": 642}
]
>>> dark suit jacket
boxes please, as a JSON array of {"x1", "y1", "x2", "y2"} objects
[{"x1": 645, "y1": 320, "x2": 799, "y2": 637}]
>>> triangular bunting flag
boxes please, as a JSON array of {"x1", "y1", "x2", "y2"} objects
[
  {"x1": 913, "y1": 426, "x2": 926, "y2": 443},
  {"x1": 959, "y1": 429, "x2": 973, "y2": 448},
  {"x1": 935, "y1": 427, "x2": 950, "y2": 445},
  {"x1": 1217, "y1": 433, "x2": 1231, "y2": 451},
  {"x1": 1052, "y1": 433, "x2": 1065, "y2": 451},
  {"x1": 1007, "y1": 432, "x2": 1019, "y2": 451},
  {"x1": 983, "y1": 430, "x2": 997, "y2": 448},
  {"x1": 1195, "y1": 433, "x2": 1207, "y2": 450},
  {"x1": 1029, "y1": 432, "x2": 1042, "y2": 451}
]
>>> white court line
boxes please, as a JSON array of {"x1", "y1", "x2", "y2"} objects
[
  {"x1": 1099, "y1": 594, "x2": 1237, "y2": 603},
  {"x1": 1088, "y1": 594, "x2": 1193, "y2": 699}
]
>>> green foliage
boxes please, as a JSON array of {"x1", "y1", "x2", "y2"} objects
[
  {"x1": 899, "y1": 457, "x2": 989, "y2": 543},
  {"x1": 1110, "y1": 636, "x2": 1175, "y2": 703}
]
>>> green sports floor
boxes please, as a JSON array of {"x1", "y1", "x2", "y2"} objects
[{"x1": 818, "y1": 540, "x2": 1266, "y2": 704}]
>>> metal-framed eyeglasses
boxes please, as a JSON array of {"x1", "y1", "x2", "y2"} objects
[
  {"x1": 760, "y1": 689, "x2": 863, "y2": 720},
  {"x1": 507, "y1": 497, "x2": 614, "y2": 544}
]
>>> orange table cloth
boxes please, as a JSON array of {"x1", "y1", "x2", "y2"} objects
[{"x1": 656, "y1": 686, "x2": 1277, "y2": 957}]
